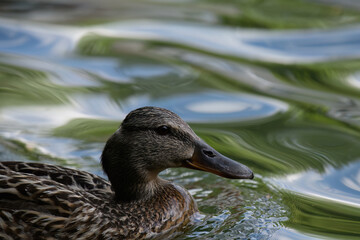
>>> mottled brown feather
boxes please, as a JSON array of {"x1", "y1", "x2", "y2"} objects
[{"x1": 0, "y1": 161, "x2": 197, "y2": 239}]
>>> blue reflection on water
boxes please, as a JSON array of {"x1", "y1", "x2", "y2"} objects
[
  {"x1": 245, "y1": 27, "x2": 360, "y2": 58},
  {"x1": 325, "y1": 160, "x2": 360, "y2": 197},
  {"x1": 3, "y1": 18, "x2": 360, "y2": 64},
  {"x1": 0, "y1": 24, "x2": 72, "y2": 57}
]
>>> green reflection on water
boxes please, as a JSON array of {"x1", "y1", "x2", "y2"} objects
[
  {"x1": 0, "y1": 63, "x2": 70, "y2": 107},
  {"x1": 214, "y1": 0, "x2": 360, "y2": 29},
  {"x1": 283, "y1": 192, "x2": 360, "y2": 239},
  {"x1": 196, "y1": 112, "x2": 360, "y2": 177},
  {"x1": 53, "y1": 118, "x2": 118, "y2": 142},
  {"x1": 15, "y1": 0, "x2": 359, "y2": 29},
  {"x1": 268, "y1": 61, "x2": 360, "y2": 98}
]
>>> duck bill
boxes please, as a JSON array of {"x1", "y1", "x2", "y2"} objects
[{"x1": 184, "y1": 140, "x2": 254, "y2": 179}]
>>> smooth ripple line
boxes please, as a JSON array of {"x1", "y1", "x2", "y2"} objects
[{"x1": 3, "y1": 17, "x2": 360, "y2": 63}]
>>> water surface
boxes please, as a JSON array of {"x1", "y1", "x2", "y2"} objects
[{"x1": 1, "y1": 0, "x2": 360, "y2": 239}]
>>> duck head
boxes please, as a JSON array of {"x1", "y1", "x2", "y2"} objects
[{"x1": 101, "y1": 107, "x2": 253, "y2": 201}]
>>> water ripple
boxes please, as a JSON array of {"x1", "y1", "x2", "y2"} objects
[
  {"x1": 94, "y1": 20, "x2": 360, "y2": 63},
  {"x1": 169, "y1": 51, "x2": 360, "y2": 126},
  {"x1": 1, "y1": 4, "x2": 360, "y2": 239}
]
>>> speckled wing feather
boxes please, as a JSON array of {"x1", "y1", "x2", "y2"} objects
[
  {"x1": 0, "y1": 162, "x2": 197, "y2": 240},
  {"x1": 0, "y1": 161, "x2": 113, "y2": 239}
]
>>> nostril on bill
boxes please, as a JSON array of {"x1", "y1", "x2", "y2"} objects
[{"x1": 203, "y1": 150, "x2": 216, "y2": 158}]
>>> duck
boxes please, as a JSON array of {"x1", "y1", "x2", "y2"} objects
[{"x1": 0, "y1": 106, "x2": 253, "y2": 239}]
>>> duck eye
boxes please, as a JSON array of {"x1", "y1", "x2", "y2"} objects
[{"x1": 156, "y1": 125, "x2": 170, "y2": 135}]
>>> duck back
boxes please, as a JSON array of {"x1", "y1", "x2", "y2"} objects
[{"x1": 0, "y1": 162, "x2": 197, "y2": 239}]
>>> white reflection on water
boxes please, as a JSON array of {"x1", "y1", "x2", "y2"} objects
[
  {"x1": 0, "y1": 94, "x2": 126, "y2": 131},
  {"x1": 347, "y1": 71, "x2": 360, "y2": 89},
  {"x1": 121, "y1": 91, "x2": 288, "y2": 123},
  {"x1": 341, "y1": 166, "x2": 360, "y2": 192},
  {"x1": 273, "y1": 228, "x2": 321, "y2": 240},
  {"x1": 1, "y1": 105, "x2": 87, "y2": 127},
  {"x1": 272, "y1": 160, "x2": 360, "y2": 208},
  {"x1": 69, "y1": 94, "x2": 126, "y2": 120},
  {"x1": 188, "y1": 100, "x2": 260, "y2": 114}
]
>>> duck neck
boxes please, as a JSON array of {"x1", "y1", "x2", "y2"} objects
[
  {"x1": 115, "y1": 171, "x2": 163, "y2": 202},
  {"x1": 103, "y1": 160, "x2": 163, "y2": 202},
  {"x1": 101, "y1": 132, "x2": 164, "y2": 202}
]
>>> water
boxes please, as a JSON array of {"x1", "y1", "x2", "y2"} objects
[{"x1": 1, "y1": 0, "x2": 360, "y2": 239}]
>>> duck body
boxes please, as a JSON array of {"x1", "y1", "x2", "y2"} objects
[
  {"x1": 0, "y1": 161, "x2": 196, "y2": 239},
  {"x1": 0, "y1": 107, "x2": 253, "y2": 239}
]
